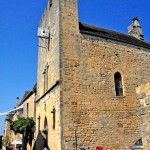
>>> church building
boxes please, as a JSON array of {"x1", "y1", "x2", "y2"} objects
[{"x1": 35, "y1": 0, "x2": 150, "y2": 149}]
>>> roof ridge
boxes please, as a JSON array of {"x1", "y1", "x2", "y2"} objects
[{"x1": 79, "y1": 22, "x2": 150, "y2": 50}]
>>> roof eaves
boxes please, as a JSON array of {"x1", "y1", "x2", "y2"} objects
[{"x1": 79, "y1": 22, "x2": 150, "y2": 50}]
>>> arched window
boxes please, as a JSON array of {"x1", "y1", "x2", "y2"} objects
[{"x1": 114, "y1": 72, "x2": 123, "y2": 96}]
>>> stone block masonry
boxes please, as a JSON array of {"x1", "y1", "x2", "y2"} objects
[
  {"x1": 61, "y1": 33, "x2": 150, "y2": 149},
  {"x1": 136, "y1": 83, "x2": 150, "y2": 150},
  {"x1": 35, "y1": 0, "x2": 150, "y2": 149}
]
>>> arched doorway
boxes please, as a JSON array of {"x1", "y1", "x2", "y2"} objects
[{"x1": 43, "y1": 116, "x2": 48, "y2": 149}]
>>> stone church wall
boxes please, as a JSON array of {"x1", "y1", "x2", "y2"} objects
[
  {"x1": 61, "y1": 32, "x2": 150, "y2": 149},
  {"x1": 35, "y1": 0, "x2": 150, "y2": 149}
]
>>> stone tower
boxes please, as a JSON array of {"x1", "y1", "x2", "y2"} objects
[{"x1": 36, "y1": 0, "x2": 80, "y2": 149}]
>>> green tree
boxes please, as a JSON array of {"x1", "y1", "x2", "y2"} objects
[{"x1": 12, "y1": 117, "x2": 35, "y2": 150}]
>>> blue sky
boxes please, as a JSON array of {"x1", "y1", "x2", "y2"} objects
[{"x1": 0, "y1": 0, "x2": 150, "y2": 135}]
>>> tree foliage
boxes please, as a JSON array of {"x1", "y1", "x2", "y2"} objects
[
  {"x1": 12, "y1": 117, "x2": 35, "y2": 150},
  {"x1": 13, "y1": 117, "x2": 34, "y2": 134}
]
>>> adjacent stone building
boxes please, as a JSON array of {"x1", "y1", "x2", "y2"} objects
[
  {"x1": 136, "y1": 83, "x2": 150, "y2": 150},
  {"x1": 3, "y1": 84, "x2": 36, "y2": 150},
  {"x1": 4, "y1": 97, "x2": 22, "y2": 147},
  {"x1": 35, "y1": 0, "x2": 150, "y2": 150},
  {"x1": 20, "y1": 85, "x2": 36, "y2": 150}
]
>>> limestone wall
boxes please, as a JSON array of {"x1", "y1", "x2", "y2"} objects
[
  {"x1": 36, "y1": 0, "x2": 61, "y2": 149},
  {"x1": 60, "y1": 31, "x2": 150, "y2": 149},
  {"x1": 136, "y1": 83, "x2": 150, "y2": 150},
  {"x1": 59, "y1": 0, "x2": 81, "y2": 150},
  {"x1": 35, "y1": 86, "x2": 61, "y2": 150},
  {"x1": 35, "y1": 0, "x2": 150, "y2": 149},
  {"x1": 37, "y1": 0, "x2": 60, "y2": 99},
  {"x1": 23, "y1": 93, "x2": 35, "y2": 119}
]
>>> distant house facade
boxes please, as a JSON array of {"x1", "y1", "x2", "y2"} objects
[
  {"x1": 3, "y1": 84, "x2": 36, "y2": 150},
  {"x1": 19, "y1": 85, "x2": 36, "y2": 150},
  {"x1": 35, "y1": 0, "x2": 150, "y2": 150},
  {"x1": 4, "y1": 98, "x2": 22, "y2": 148}
]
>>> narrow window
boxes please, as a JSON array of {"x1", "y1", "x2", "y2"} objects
[
  {"x1": 48, "y1": 34, "x2": 50, "y2": 51},
  {"x1": 51, "y1": 107, "x2": 56, "y2": 129},
  {"x1": 27, "y1": 103, "x2": 29, "y2": 117},
  {"x1": 43, "y1": 69, "x2": 46, "y2": 93},
  {"x1": 46, "y1": 65, "x2": 49, "y2": 91},
  {"x1": 37, "y1": 116, "x2": 41, "y2": 131},
  {"x1": 49, "y1": 0, "x2": 52, "y2": 9},
  {"x1": 114, "y1": 72, "x2": 123, "y2": 96},
  {"x1": 43, "y1": 64, "x2": 49, "y2": 93}
]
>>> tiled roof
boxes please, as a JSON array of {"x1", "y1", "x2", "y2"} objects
[
  {"x1": 79, "y1": 22, "x2": 150, "y2": 50},
  {"x1": 20, "y1": 83, "x2": 37, "y2": 105}
]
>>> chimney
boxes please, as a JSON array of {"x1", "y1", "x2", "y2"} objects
[
  {"x1": 128, "y1": 17, "x2": 144, "y2": 40},
  {"x1": 16, "y1": 97, "x2": 19, "y2": 108}
]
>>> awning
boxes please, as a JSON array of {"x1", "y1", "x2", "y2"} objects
[
  {"x1": 0, "y1": 104, "x2": 24, "y2": 116},
  {"x1": 11, "y1": 140, "x2": 22, "y2": 145}
]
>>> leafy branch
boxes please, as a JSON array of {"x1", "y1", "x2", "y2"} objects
[{"x1": 13, "y1": 117, "x2": 34, "y2": 134}]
